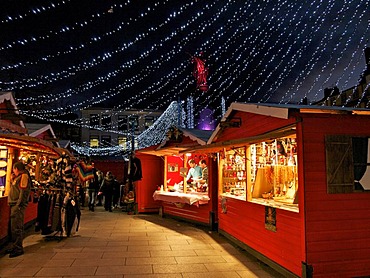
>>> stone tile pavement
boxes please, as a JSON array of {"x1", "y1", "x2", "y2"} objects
[{"x1": 0, "y1": 206, "x2": 285, "y2": 277}]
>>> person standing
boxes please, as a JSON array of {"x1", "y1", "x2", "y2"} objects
[
  {"x1": 7, "y1": 161, "x2": 32, "y2": 258},
  {"x1": 87, "y1": 165, "x2": 99, "y2": 212},
  {"x1": 199, "y1": 159, "x2": 208, "y2": 183},
  {"x1": 127, "y1": 152, "x2": 142, "y2": 191},
  {"x1": 95, "y1": 170, "x2": 104, "y2": 206},
  {"x1": 186, "y1": 159, "x2": 202, "y2": 183},
  {"x1": 198, "y1": 159, "x2": 208, "y2": 192},
  {"x1": 99, "y1": 171, "x2": 115, "y2": 212}
]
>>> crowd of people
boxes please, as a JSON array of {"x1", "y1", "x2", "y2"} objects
[
  {"x1": 83, "y1": 168, "x2": 124, "y2": 213},
  {"x1": 83, "y1": 152, "x2": 142, "y2": 214},
  {"x1": 5, "y1": 152, "x2": 142, "y2": 259}
]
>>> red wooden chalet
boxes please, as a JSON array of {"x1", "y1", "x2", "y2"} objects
[{"x1": 192, "y1": 102, "x2": 370, "y2": 277}]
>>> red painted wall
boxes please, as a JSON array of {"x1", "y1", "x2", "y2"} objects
[
  {"x1": 301, "y1": 114, "x2": 370, "y2": 277},
  {"x1": 162, "y1": 155, "x2": 217, "y2": 227},
  {"x1": 136, "y1": 153, "x2": 164, "y2": 213},
  {"x1": 215, "y1": 110, "x2": 303, "y2": 276},
  {"x1": 93, "y1": 160, "x2": 126, "y2": 183},
  {"x1": 162, "y1": 202, "x2": 212, "y2": 224},
  {"x1": 1, "y1": 192, "x2": 38, "y2": 244},
  {"x1": 216, "y1": 110, "x2": 370, "y2": 277},
  {"x1": 218, "y1": 197, "x2": 302, "y2": 275},
  {"x1": 213, "y1": 111, "x2": 297, "y2": 143},
  {"x1": 0, "y1": 197, "x2": 9, "y2": 242},
  {"x1": 166, "y1": 156, "x2": 184, "y2": 185}
]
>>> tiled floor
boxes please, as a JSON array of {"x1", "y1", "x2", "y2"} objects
[{"x1": 0, "y1": 206, "x2": 284, "y2": 277}]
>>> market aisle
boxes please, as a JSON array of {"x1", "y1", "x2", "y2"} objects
[{"x1": 0, "y1": 207, "x2": 284, "y2": 277}]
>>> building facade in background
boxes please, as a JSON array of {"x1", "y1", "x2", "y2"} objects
[{"x1": 80, "y1": 108, "x2": 163, "y2": 152}]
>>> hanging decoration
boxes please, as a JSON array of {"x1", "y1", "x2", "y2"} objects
[
  {"x1": 190, "y1": 51, "x2": 209, "y2": 92},
  {"x1": 0, "y1": 1, "x2": 369, "y2": 158},
  {"x1": 73, "y1": 160, "x2": 94, "y2": 182}
]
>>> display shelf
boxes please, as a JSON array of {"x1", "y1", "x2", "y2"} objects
[
  {"x1": 249, "y1": 136, "x2": 298, "y2": 207},
  {"x1": 220, "y1": 147, "x2": 247, "y2": 200}
]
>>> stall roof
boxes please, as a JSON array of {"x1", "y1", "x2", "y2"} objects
[
  {"x1": 0, "y1": 133, "x2": 62, "y2": 157},
  {"x1": 0, "y1": 91, "x2": 27, "y2": 134},
  {"x1": 138, "y1": 127, "x2": 213, "y2": 156},
  {"x1": 208, "y1": 102, "x2": 370, "y2": 144},
  {"x1": 175, "y1": 128, "x2": 213, "y2": 145},
  {"x1": 25, "y1": 123, "x2": 60, "y2": 148}
]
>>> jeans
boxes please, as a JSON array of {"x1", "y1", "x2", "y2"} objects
[{"x1": 87, "y1": 189, "x2": 96, "y2": 207}]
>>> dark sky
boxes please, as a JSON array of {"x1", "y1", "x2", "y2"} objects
[{"x1": 0, "y1": 0, "x2": 369, "y2": 123}]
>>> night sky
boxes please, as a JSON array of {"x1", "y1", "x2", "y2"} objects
[{"x1": 0, "y1": 0, "x2": 369, "y2": 124}]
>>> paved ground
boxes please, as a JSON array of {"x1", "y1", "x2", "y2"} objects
[{"x1": 0, "y1": 206, "x2": 284, "y2": 277}]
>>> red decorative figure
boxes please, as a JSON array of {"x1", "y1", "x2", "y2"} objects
[{"x1": 191, "y1": 52, "x2": 209, "y2": 91}]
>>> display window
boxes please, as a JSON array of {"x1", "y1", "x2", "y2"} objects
[
  {"x1": 0, "y1": 146, "x2": 8, "y2": 197},
  {"x1": 219, "y1": 135, "x2": 299, "y2": 212},
  {"x1": 153, "y1": 153, "x2": 211, "y2": 207},
  {"x1": 220, "y1": 147, "x2": 247, "y2": 200}
]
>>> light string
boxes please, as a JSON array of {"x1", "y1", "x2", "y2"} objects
[
  {"x1": 18, "y1": 0, "x2": 230, "y2": 118},
  {"x1": 0, "y1": 0, "x2": 71, "y2": 25},
  {"x1": 0, "y1": 1, "x2": 368, "y2": 156}
]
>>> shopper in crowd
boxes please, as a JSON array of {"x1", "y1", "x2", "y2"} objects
[
  {"x1": 87, "y1": 164, "x2": 100, "y2": 212},
  {"x1": 7, "y1": 161, "x2": 32, "y2": 258},
  {"x1": 99, "y1": 171, "x2": 116, "y2": 212},
  {"x1": 186, "y1": 159, "x2": 202, "y2": 183},
  {"x1": 127, "y1": 152, "x2": 142, "y2": 191},
  {"x1": 95, "y1": 170, "x2": 104, "y2": 206},
  {"x1": 112, "y1": 179, "x2": 121, "y2": 209}
]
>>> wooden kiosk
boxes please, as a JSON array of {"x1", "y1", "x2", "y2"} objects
[
  {"x1": 198, "y1": 102, "x2": 370, "y2": 277},
  {"x1": 139, "y1": 127, "x2": 217, "y2": 229}
]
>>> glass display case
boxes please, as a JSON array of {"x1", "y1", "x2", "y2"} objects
[
  {"x1": 248, "y1": 135, "x2": 298, "y2": 210},
  {"x1": 220, "y1": 147, "x2": 246, "y2": 200}
]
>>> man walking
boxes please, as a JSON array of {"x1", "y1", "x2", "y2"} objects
[{"x1": 7, "y1": 161, "x2": 32, "y2": 258}]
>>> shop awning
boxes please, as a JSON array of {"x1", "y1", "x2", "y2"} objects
[
  {"x1": 180, "y1": 124, "x2": 297, "y2": 154},
  {"x1": 0, "y1": 133, "x2": 62, "y2": 157},
  {"x1": 138, "y1": 127, "x2": 213, "y2": 156}
]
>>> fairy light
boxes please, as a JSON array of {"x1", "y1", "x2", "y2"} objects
[
  {"x1": 71, "y1": 101, "x2": 181, "y2": 155},
  {"x1": 0, "y1": 0, "x2": 368, "y2": 146},
  {"x1": 17, "y1": 0, "x2": 230, "y2": 118},
  {"x1": 0, "y1": 1, "x2": 71, "y2": 25}
]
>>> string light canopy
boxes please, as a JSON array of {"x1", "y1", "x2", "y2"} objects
[{"x1": 0, "y1": 0, "x2": 369, "y2": 155}]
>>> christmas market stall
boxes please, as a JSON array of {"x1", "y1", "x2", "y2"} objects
[
  {"x1": 200, "y1": 102, "x2": 370, "y2": 277},
  {"x1": 139, "y1": 126, "x2": 217, "y2": 229},
  {"x1": 0, "y1": 133, "x2": 69, "y2": 244},
  {"x1": 127, "y1": 152, "x2": 164, "y2": 214},
  {"x1": 0, "y1": 91, "x2": 78, "y2": 244}
]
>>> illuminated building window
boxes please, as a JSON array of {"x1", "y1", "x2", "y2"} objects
[{"x1": 90, "y1": 135, "x2": 99, "y2": 148}]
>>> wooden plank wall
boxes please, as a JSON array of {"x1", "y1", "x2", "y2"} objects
[
  {"x1": 136, "y1": 154, "x2": 164, "y2": 213},
  {"x1": 213, "y1": 112, "x2": 297, "y2": 143},
  {"x1": 214, "y1": 110, "x2": 303, "y2": 276},
  {"x1": 218, "y1": 197, "x2": 302, "y2": 276},
  {"x1": 302, "y1": 114, "x2": 370, "y2": 277},
  {"x1": 162, "y1": 202, "x2": 211, "y2": 225},
  {"x1": 0, "y1": 197, "x2": 10, "y2": 242},
  {"x1": 0, "y1": 192, "x2": 38, "y2": 244}
]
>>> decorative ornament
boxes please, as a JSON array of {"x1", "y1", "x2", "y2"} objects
[{"x1": 189, "y1": 51, "x2": 209, "y2": 91}]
